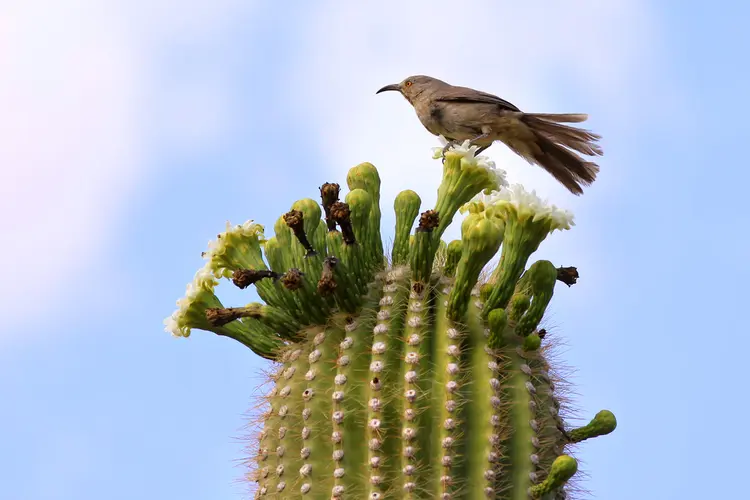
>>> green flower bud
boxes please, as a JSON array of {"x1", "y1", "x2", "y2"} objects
[
  {"x1": 273, "y1": 214, "x2": 292, "y2": 247},
  {"x1": 516, "y1": 260, "x2": 558, "y2": 336},
  {"x1": 432, "y1": 142, "x2": 507, "y2": 240},
  {"x1": 522, "y1": 333, "x2": 541, "y2": 351},
  {"x1": 291, "y1": 198, "x2": 323, "y2": 238},
  {"x1": 447, "y1": 216, "x2": 503, "y2": 321},
  {"x1": 528, "y1": 455, "x2": 578, "y2": 498},
  {"x1": 508, "y1": 293, "x2": 531, "y2": 322},
  {"x1": 262, "y1": 236, "x2": 286, "y2": 272},
  {"x1": 569, "y1": 410, "x2": 618, "y2": 443},
  {"x1": 345, "y1": 188, "x2": 376, "y2": 276},
  {"x1": 443, "y1": 240, "x2": 463, "y2": 277},
  {"x1": 348, "y1": 162, "x2": 383, "y2": 261},
  {"x1": 487, "y1": 307, "x2": 507, "y2": 349},
  {"x1": 347, "y1": 162, "x2": 381, "y2": 203},
  {"x1": 393, "y1": 190, "x2": 421, "y2": 266},
  {"x1": 479, "y1": 282, "x2": 493, "y2": 301},
  {"x1": 345, "y1": 188, "x2": 373, "y2": 243}
]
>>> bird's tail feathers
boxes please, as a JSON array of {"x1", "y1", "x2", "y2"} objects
[
  {"x1": 505, "y1": 113, "x2": 602, "y2": 195},
  {"x1": 524, "y1": 113, "x2": 588, "y2": 123},
  {"x1": 522, "y1": 114, "x2": 603, "y2": 157},
  {"x1": 531, "y1": 134, "x2": 599, "y2": 195}
]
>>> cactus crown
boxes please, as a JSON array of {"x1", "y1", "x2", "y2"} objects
[{"x1": 165, "y1": 140, "x2": 616, "y2": 499}]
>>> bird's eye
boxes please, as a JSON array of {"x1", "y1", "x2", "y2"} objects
[{"x1": 405, "y1": 81, "x2": 412, "y2": 87}]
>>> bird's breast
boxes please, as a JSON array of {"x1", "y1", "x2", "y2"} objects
[{"x1": 414, "y1": 101, "x2": 450, "y2": 137}]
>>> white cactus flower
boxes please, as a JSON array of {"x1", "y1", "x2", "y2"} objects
[
  {"x1": 432, "y1": 136, "x2": 509, "y2": 188},
  {"x1": 465, "y1": 183, "x2": 575, "y2": 231},
  {"x1": 163, "y1": 262, "x2": 219, "y2": 338}
]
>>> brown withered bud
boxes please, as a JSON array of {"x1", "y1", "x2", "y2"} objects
[
  {"x1": 317, "y1": 256, "x2": 338, "y2": 296},
  {"x1": 281, "y1": 268, "x2": 305, "y2": 291},
  {"x1": 283, "y1": 209, "x2": 317, "y2": 257},
  {"x1": 320, "y1": 182, "x2": 341, "y2": 231},
  {"x1": 206, "y1": 305, "x2": 264, "y2": 327},
  {"x1": 556, "y1": 266, "x2": 579, "y2": 287},
  {"x1": 205, "y1": 307, "x2": 245, "y2": 327},
  {"x1": 416, "y1": 209, "x2": 439, "y2": 232},
  {"x1": 330, "y1": 201, "x2": 356, "y2": 245},
  {"x1": 232, "y1": 269, "x2": 280, "y2": 289}
]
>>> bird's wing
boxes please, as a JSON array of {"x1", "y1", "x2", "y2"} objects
[{"x1": 434, "y1": 86, "x2": 521, "y2": 112}]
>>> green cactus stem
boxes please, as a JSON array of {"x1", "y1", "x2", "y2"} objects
[
  {"x1": 447, "y1": 213, "x2": 504, "y2": 321},
  {"x1": 164, "y1": 140, "x2": 616, "y2": 499},
  {"x1": 392, "y1": 190, "x2": 422, "y2": 266}
]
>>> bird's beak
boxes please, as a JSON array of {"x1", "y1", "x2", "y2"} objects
[{"x1": 376, "y1": 83, "x2": 400, "y2": 94}]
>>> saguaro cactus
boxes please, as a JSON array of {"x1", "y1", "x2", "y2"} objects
[{"x1": 164, "y1": 140, "x2": 617, "y2": 499}]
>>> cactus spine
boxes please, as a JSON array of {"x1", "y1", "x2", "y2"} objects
[{"x1": 165, "y1": 141, "x2": 616, "y2": 499}]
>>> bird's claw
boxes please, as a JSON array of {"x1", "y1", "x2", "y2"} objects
[{"x1": 441, "y1": 141, "x2": 454, "y2": 163}]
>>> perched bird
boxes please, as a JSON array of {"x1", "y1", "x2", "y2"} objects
[{"x1": 377, "y1": 75, "x2": 603, "y2": 195}]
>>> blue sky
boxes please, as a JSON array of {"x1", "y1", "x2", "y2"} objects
[{"x1": 1, "y1": 1, "x2": 747, "y2": 498}]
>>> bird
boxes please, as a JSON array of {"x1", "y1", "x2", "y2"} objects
[{"x1": 376, "y1": 75, "x2": 603, "y2": 195}]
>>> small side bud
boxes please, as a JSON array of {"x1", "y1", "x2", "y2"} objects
[
  {"x1": 480, "y1": 283, "x2": 493, "y2": 301},
  {"x1": 508, "y1": 293, "x2": 531, "y2": 322},
  {"x1": 487, "y1": 308, "x2": 507, "y2": 349},
  {"x1": 568, "y1": 410, "x2": 617, "y2": 443},
  {"x1": 528, "y1": 455, "x2": 578, "y2": 498},
  {"x1": 522, "y1": 333, "x2": 541, "y2": 351}
]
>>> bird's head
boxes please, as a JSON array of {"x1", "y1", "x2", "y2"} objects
[{"x1": 376, "y1": 75, "x2": 441, "y2": 103}]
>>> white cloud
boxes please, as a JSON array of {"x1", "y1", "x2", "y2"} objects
[
  {"x1": 283, "y1": 0, "x2": 671, "y2": 243},
  {"x1": 0, "y1": 0, "x2": 254, "y2": 343}
]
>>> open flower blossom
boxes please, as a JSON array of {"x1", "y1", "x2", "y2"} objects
[
  {"x1": 464, "y1": 184, "x2": 575, "y2": 231},
  {"x1": 432, "y1": 136, "x2": 509, "y2": 188},
  {"x1": 204, "y1": 220, "x2": 265, "y2": 262},
  {"x1": 201, "y1": 220, "x2": 266, "y2": 278},
  {"x1": 163, "y1": 262, "x2": 219, "y2": 337}
]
